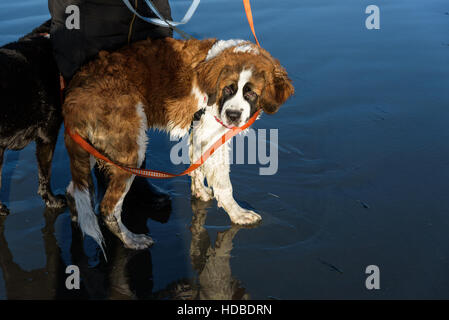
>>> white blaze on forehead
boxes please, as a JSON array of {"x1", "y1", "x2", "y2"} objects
[
  {"x1": 233, "y1": 42, "x2": 259, "y2": 55},
  {"x1": 206, "y1": 39, "x2": 245, "y2": 61},
  {"x1": 206, "y1": 39, "x2": 259, "y2": 61}
]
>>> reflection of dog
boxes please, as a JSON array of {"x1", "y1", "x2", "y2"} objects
[
  {"x1": 0, "y1": 20, "x2": 66, "y2": 215},
  {"x1": 63, "y1": 38, "x2": 294, "y2": 250},
  {"x1": 151, "y1": 198, "x2": 248, "y2": 300},
  {"x1": 68, "y1": 168, "x2": 172, "y2": 299},
  {"x1": 189, "y1": 198, "x2": 249, "y2": 300},
  {"x1": 69, "y1": 224, "x2": 155, "y2": 299}
]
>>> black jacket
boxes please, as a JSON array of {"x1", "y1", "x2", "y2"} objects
[{"x1": 49, "y1": 0, "x2": 172, "y2": 80}]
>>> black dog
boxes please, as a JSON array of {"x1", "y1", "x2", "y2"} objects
[{"x1": 0, "y1": 20, "x2": 66, "y2": 215}]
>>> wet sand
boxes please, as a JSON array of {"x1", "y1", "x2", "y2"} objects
[{"x1": 0, "y1": 0, "x2": 448, "y2": 299}]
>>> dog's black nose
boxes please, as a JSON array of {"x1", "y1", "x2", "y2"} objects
[{"x1": 225, "y1": 110, "x2": 242, "y2": 122}]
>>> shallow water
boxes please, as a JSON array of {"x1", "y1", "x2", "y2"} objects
[{"x1": 0, "y1": 0, "x2": 448, "y2": 299}]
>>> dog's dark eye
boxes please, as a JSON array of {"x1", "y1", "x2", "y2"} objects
[
  {"x1": 243, "y1": 84, "x2": 257, "y2": 101},
  {"x1": 223, "y1": 85, "x2": 234, "y2": 96},
  {"x1": 244, "y1": 90, "x2": 257, "y2": 101}
]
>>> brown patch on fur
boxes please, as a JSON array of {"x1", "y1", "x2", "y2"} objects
[{"x1": 64, "y1": 38, "x2": 217, "y2": 136}]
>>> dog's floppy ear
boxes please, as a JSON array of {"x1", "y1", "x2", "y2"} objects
[
  {"x1": 197, "y1": 59, "x2": 231, "y2": 106},
  {"x1": 259, "y1": 60, "x2": 294, "y2": 114}
]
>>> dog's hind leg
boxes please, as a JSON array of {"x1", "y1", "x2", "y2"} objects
[
  {"x1": 0, "y1": 147, "x2": 9, "y2": 216},
  {"x1": 100, "y1": 168, "x2": 154, "y2": 250},
  {"x1": 64, "y1": 133, "x2": 104, "y2": 251},
  {"x1": 35, "y1": 138, "x2": 66, "y2": 209},
  {"x1": 98, "y1": 102, "x2": 153, "y2": 250}
]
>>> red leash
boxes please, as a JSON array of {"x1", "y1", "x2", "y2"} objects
[{"x1": 65, "y1": 0, "x2": 262, "y2": 179}]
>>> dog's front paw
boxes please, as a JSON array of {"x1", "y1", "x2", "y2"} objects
[
  {"x1": 45, "y1": 194, "x2": 67, "y2": 209},
  {"x1": 0, "y1": 203, "x2": 10, "y2": 216},
  {"x1": 229, "y1": 208, "x2": 261, "y2": 225}
]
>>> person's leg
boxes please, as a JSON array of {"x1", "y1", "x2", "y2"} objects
[
  {"x1": 50, "y1": 0, "x2": 174, "y2": 80},
  {"x1": 124, "y1": 160, "x2": 171, "y2": 209},
  {"x1": 119, "y1": 0, "x2": 174, "y2": 210}
]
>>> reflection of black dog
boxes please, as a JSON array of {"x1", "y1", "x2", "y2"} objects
[
  {"x1": 0, "y1": 20, "x2": 66, "y2": 215},
  {"x1": 0, "y1": 208, "x2": 67, "y2": 299},
  {"x1": 0, "y1": 197, "x2": 171, "y2": 299}
]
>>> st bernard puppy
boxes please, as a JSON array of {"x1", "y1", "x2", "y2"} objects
[{"x1": 63, "y1": 38, "x2": 294, "y2": 250}]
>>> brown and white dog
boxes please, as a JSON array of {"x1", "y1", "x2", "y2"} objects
[{"x1": 63, "y1": 38, "x2": 294, "y2": 250}]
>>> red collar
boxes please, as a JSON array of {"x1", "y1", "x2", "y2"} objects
[{"x1": 214, "y1": 115, "x2": 235, "y2": 129}]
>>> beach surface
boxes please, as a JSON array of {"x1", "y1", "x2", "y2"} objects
[{"x1": 0, "y1": 0, "x2": 448, "y2": 299}]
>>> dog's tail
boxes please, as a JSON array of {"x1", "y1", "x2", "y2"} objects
[
  {"x1": 65, "y1": 133, "x2": 105, "y2": 257},
  {"x1": 67, "y1": 181, "x2": 105, "y2": 254}
]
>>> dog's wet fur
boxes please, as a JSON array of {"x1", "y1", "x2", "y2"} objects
[{"x1": 0, "y1": 20, "x2": 66, "y2": 215}]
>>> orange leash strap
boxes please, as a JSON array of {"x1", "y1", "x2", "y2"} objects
[
  {"x1": 65, "y1": 109, "x2": 261, "y2": 179},
  {"x1": 243, "y1": 0, "x2": 260, "y2": 47}
]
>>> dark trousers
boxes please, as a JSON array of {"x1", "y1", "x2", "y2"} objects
[{"x1": 49, "y1": 0, "x2": 172, "y2": 80}]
